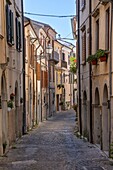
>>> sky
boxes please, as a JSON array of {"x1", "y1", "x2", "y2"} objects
[{"x1": 24, "y1": 0, "x2": 76, "y2": 45}]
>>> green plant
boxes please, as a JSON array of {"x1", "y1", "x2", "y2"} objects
[
  {"x1": 86, "y1": 54, "x2": 97, "y2": 62},
  {"x1": 70, "y1": 57, "x2": 77, "y2": 74},
  {"x1": 7, "y1": 100, "x2": 13, "y2": 109},
  {"x1": 95, "y1": 49, "x2": 108, "y2": 58}
]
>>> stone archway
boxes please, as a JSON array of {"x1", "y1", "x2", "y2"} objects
[
  {"x1": 15, "y1": 81, "x2": 19, "y2": 138},
  {"x1": 82, "y1": 91, "x2": 88, "y2": 137},
  {"x1": 1, "y1": 73, "x2": 7, "y2": 153},
  {"x1": 102, "y1": 84, "x2": 109, "y2": 152},
  {"x1": 94, "y1": 88, "x2": 101, "y2": 145}
]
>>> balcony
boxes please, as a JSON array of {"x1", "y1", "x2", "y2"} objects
[
  {"x1": 49, "y1": 51, "x2": 59, "y2": 64},
  {"x1": 61, "y1": 60, "x2": 67, "y2": 69}
]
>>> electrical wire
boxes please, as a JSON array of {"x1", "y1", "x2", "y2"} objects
[{"x1": 24, "y1": 12, "x2": 75, "y2": 18}]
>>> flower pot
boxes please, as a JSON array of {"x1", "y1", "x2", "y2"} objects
[
  {"x1": 100, "y1": 55, "x2": 107, "y2": 62},
  {"x1": 91, "y1": 60, "x2": 97, "y2": 65}
]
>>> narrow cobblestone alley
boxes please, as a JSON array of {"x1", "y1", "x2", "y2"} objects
[{"x1": 0, "y1": 110, "x2": 113, "y2": 170}]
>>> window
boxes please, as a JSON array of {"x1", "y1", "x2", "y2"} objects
[
  {"x1": 82, "y1": 30, "x2": 86, "y2": 64},
  {"x1": 96, "y1": 19, "x2": 99, "y2": 50},
  {"x1": 16, "y1": 17, "x2": 22, "y2": 51},
  {"x1": 30, "y1": 44, "x2": 34, "y2": 67},
  {"x1": 62, "y1": 53, "x2": 65, "y2": 61},
  {"x1": 106, "y1": 8, "x2": 110, "y2": 50},
  {"x1": 6, "y1": 3, "x2": 14, "y2": 45}
]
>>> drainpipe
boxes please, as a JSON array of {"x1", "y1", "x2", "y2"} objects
[
  {"x1": 89, "y1": 0, "x2": 93, "y2": 143},
  {"x1": 77, "y1": 0, "x2": 82, "y2": 134},
  {"x1": 109, "y1": 1, "x2": 113, "y2": 155},
  {"x1": 21, "y1": 0, "x2": 26, "y2": 134}
]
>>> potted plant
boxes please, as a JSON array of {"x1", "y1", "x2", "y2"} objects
[
  {"x1": 95, "y1": 49, "x2": 109, "y2": 62},
  {"x1": 86, "y1": 54, "x2": 97, "y2": 65},
  {"x1": 7, "y1": 100, "x2": 14, "y2": 111}
]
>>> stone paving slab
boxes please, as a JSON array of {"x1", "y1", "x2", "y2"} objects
[{"x1": 0, "y1": 110, "x2": 113, "y2": 170}]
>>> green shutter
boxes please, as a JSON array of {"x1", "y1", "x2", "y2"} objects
[
  {"x1": 18, "y1": 21, "x2": 21, "y2": 51},
  {"x1": 15, "y1": 17, "x2": 18, "y2": 50},
  {"x1": 11, "y1": 11, "x2": 14, "y2": 45},
  {"x1": 6, "y1": 4, "x2": 10, "y2": 43}
]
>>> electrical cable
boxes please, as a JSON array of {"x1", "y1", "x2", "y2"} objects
[{"x1": 24, "y1": 12, "x2": 75, "y2": 18}]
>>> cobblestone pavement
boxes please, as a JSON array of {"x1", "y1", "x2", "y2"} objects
[{"x1": 0, "y1": 110, "x2": 113, "y2": 170}]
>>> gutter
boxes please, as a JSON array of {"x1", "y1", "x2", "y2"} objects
[
  {"x1": 21, "y1": 0, "x2": 26, "y2": 134},
  {"x1": 89, "y1": 0, "x2": 93, "y2": 143},
  {"x1": 109, "y1": 1, "x2": 113, "y2": 156}
]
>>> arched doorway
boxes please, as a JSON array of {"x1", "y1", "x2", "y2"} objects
[
  {"x1": 94, "y1": 88, "x2": 101, "y2": 145},
  {"x1": 102, "y1": 84, "x2": 109, "y2": 152},
  {"x1": 15, "y1": 81, "x2": 19, "y2": 138},
  {"x1": 82, "y1": 91, "x2": 88, "y2": 137},
  {"x1": 1, "y1": 73, "x2": 7, "y2": 152}
]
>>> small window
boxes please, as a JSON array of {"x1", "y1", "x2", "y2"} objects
[
  {"x1": 96, "y1": 19, "x2": 99, "y2": 50},
  {"x1": 62, "y1": 53, "x2": 65, "y2": 61},
  {"x1": 6, "y1": 3, "x2": 14, "y2": 45}
]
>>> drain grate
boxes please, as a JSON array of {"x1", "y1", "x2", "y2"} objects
[{"x1": 83, "y1": 166, "x2": 105, "y2": 170}]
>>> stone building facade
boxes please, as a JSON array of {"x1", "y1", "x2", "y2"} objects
[
  {"x1": 0, "y1": 0, "x2": 23, "y2": 155},
  {"x1": 75, "y1": 0, "x2": 113, "y2": 156}
]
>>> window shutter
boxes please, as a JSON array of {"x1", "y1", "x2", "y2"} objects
[
  {"x1": 6, "y1": 4, "x2": 10, "y2": 43},
  {"x1": 15, "y1": 17, "x2": 18, "y2": 49},
  {"x1": 37, "y1": 63, "x2": 41, "y2": 80},
  {"x1": 82, "y1": 31, "x2": 86, "y2": 63},
  {"x1": 10, "y1": 10, "x2": 14, "y2": 44},
  {"x1": 18, "y1": 21, "x2": 21, "y2": 51}
]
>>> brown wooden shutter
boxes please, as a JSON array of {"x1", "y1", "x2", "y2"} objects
[
  {"x1": 37, "y1": 63, "x2": 41, "y2": 80},
  {"x1": 82, "y1": 31, "x2": 86, "y2": 63}
]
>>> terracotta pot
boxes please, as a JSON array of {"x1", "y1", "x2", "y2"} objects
[
  {"x1": 91, "y1": 60, "x2": 97, "y2": 65},
  {"x1": 100, "y1": 55, "x2": 107, "y2": 62}
]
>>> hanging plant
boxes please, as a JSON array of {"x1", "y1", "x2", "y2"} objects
[
  {"x1": 7, "y1": 100, "x2": 14, "y2": 109},
  {"x1": 70, "y1": 57, "x2": 77, "y2": 74}
]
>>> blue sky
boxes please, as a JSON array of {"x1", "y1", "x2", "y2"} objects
[{"x1": 24, "y1": 0, "x2": 76, "y2": 45}]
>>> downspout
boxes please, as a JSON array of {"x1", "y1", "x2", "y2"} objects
[
  {"x1": 77, "y1": 0, "x2": 82, "y2": 134},
  {"x1": 109, "y1": 1, "x2": 113, "y2": 156},
  {"x1": 89, "y1": 0, "x2": 93, "y2": 143},
  {"x1": 21, "y1": 0, "x2": 26, "y2": 134}
]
